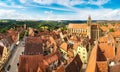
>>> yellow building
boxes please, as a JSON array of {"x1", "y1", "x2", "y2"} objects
[
  {"x1": 77, "y1": 46, "x2": 88, "y2": 63},
  {"x1": 0, "y1": 45, "x2": 9, "y2": 70}
]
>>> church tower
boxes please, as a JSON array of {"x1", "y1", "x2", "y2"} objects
[
  {"x1": 87, "y1": 15, "x2": 92, "y2": 39},
  {"x1": 87, "y1": 15, "x2": 91, "y2": 26}
]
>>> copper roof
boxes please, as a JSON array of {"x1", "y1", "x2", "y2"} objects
[
  {"x1": 65, "y1": 54, "x2": 83, "y2": 72},
  {"x1": 68, "y1": 23, "x2": 88, "y2": 29}
]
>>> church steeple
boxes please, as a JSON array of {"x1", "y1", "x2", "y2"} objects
[{"x1": 87, "y1": 15, "x2": 91, "y2": 26}]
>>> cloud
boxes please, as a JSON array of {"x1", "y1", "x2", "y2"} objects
[
  {"x1": 32, "y1": 0, "x2": 110, "y2": 6},
  {"x1": 0, "y1": 8, "x2": 120, "y2": 20},
  {"x1": 39, "y1": 8, "x2": 120, "y2": 20},
  {"x1": 0, "y1": 2, "x2": 25, "y2": 8},
  {"x1": 0, "y1": 9, "x2": 32, "y2": 20},
  {"x1": 19, "y1": 0, "x2": 26, "y2": 3},
  {"x1": 88, "y1": 0, "x2": 110, "y2": 6}
]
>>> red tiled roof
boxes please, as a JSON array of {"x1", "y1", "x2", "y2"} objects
[
  {"x1": 24, "y1": 37, "x2": 43, "y2": 55},
  {"x1": 68, "y1": 23, "x2": 88, "y2": 29},
  {"x1": 55, "y1": 65, "x2": 65, "y2": 72},
  {"x1": 99, "y1": 43, "x2": 115, "y2": 60},
  {"x1": 18, "y1": 55, "x2": 44, "y2": 72},
  {"x1": 73, "y1": 43, "x2": 79, "y2": 50},
  {"x1": 44, "y1": 52, "x2": 60, "y2": 65},
  {"x1": 96, "y1": 61, "x2": 108, "y2": 72},
  {"x1": 86, "y1": 43, "x2": 98, "y2": 72},
  {"x1": 115, "y1": 44, "x2": 120, "y2": 63},
  {"x1": 60, "y1": 42, "x2": 67, "y2": 51},
  {"x1": 100, "y1": 26, "x2": 108, "y2": 32},
  {"x1": 109, "y1": 31, "x2": 120, "y2": 38}
]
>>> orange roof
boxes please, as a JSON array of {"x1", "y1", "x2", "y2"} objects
[
  {"x1": 98, "y1": 36, "x2": 108, "y2": 43},
  {"x1": 109, "y1": 31, "x2": 120, "y2": 38},
  {"x1": 98, "y1": 34, "x2": 115, "y2": 44},
  {"x1": 60, "y1": 42, "x2": 67, "y2": 51},
  {"x1": 18, "y1": 55, "x2": 44, "y2": 72},
  {"x1": 55, "y1": 65, "x2": 65, "y2": 72},
  {"x1": 99, "y1": 43, "x2": 115, "y2": 60},
  {"x1": 115, "y1": 44, "x2": 120, "y2": 63},
  {"x1": 86, "y1": 43, "x2": 98, "y2": 72},
  {"x1": 100, "y1": 26, "x2": 108, "y2": 32},
  {"x1": 68, "y1": 49, "x2": 74, "y2": 58},
  {"x1": 44, "y1": 52, "x2": 59, "y2": 65},
  {"x1": 108, "y1": 24, "x2": 114, "y2": 29},
  {"x1": 70, "y1": 35, "x2": 78, "y2": 41},
  {"x1": 68, "y1": 23, "x2": 88, "y2": 29},
  {"x1": 73, "y1": 43, "x2": 79, "y2": 50},
  {"x1": 96, "y1": 61, "x2": 108, "y2": 72}
]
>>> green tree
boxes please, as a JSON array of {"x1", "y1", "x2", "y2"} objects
[{"x1": 109, "y1": 28, "x2": 114, "y2": 32}]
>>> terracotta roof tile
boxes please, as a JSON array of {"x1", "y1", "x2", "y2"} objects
[
  {"x1": 86, "y1": 43, "x2": 98, "y2": 72},
  {"x1": 55, "y1": 65, "x2": 65, "y2": 72},
  {"x1": 44, "y1": 52, "x2": 60, "y2": 65},
  {"x1": 100, "y1": 26, "x2": 108, "y2": 32},
  {"x1": 24, "y1": 37, "x2": 43, "y2": 55},
  {"x1": 18, "y1": 55, "x2": 44, "y2": 72},
  {"x1": 96, "y1": 61, "x2": 108, "y2": 72},
  {"x1": 99, "y1": 43, "x2": 115, "y2": 60},
  {"x1": 115, "y1": 44, "x2": 120, "y2": 63},
  {"x1": 97, "y1": 47, "x2": 107, "y2": 61},
  {"x1": 73, "y1": 43, "x2": 79, "y2": 50},
  {"x1": 109, "y1": 31, "x2": 120, "y2": 38},
  {"x1": 68, "y1": 23, "x2": 88, "y2": 29},
  {"x1": 60, "y1": 42, "x2": 67, "y2": 51}
]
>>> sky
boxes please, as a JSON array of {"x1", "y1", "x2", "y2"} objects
[{"x1": 0, "y1": 0, "x2": 120, "y2": 20}]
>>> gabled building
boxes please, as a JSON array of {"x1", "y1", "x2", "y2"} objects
[
  {"x1": 65, "y1": 54, "x2": 83, "y2": 72},
  {"x1": 59, "y1": 42, "x2": 68, "y2": 60}
]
